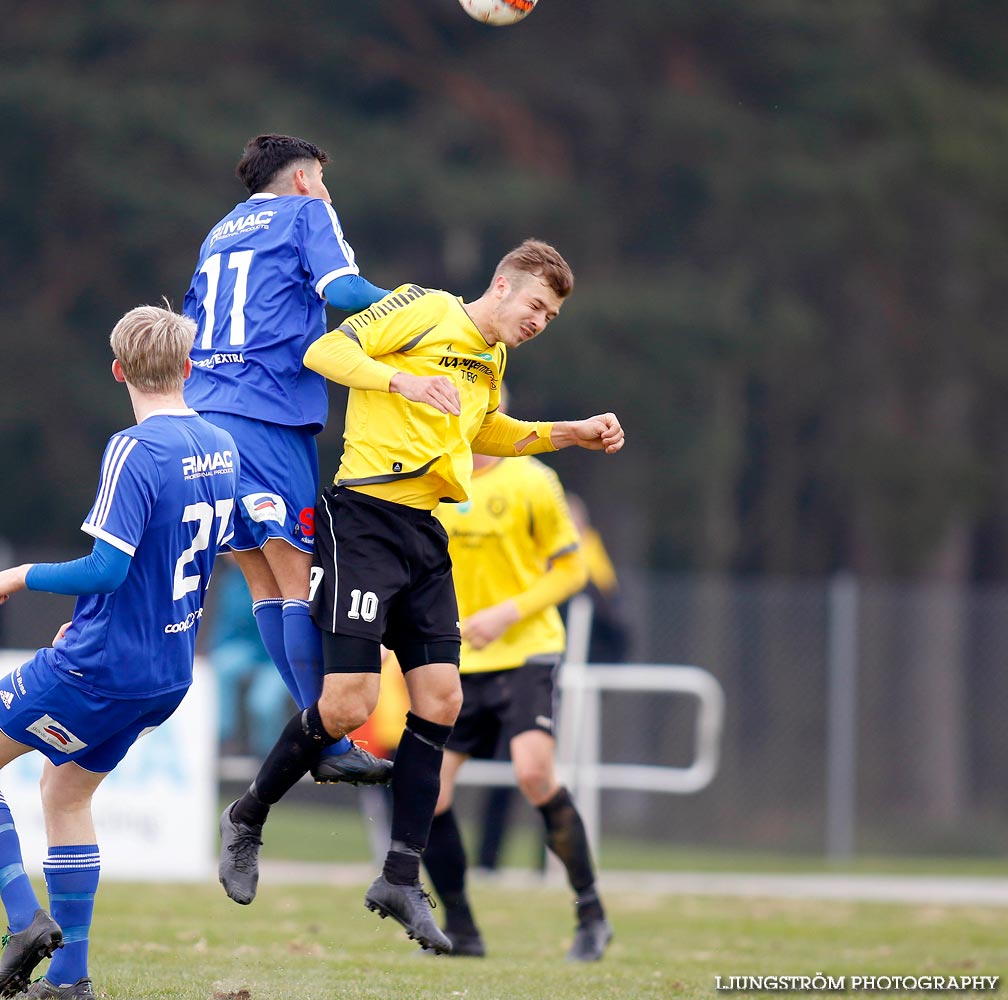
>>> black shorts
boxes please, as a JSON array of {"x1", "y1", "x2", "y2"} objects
[
  {"x1": 311, "y1": 486, "x2": 461, "y2": 669},
  {"x1": 447, "y1": 657, "x2": 561, "y2": 758}
]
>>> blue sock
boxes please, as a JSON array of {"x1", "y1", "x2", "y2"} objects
[
  {"x1": 43, "y1": 845, "x2": 99, "y2": 985},
  {"x1": 282, "y1": 600, "x2": 352, "y2": 756},
  {"x1": 0, "y1": 795, "x2": 40, "y2": 932},
  {"x1": 252, "y1": 599, "x2": 300, "y2": 704}
]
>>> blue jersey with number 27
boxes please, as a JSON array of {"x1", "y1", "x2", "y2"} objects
[
  {"x1": 183, "y1": 193, "x2": 359, "y2": 434},
  {"x1": 45, "y1": 410, "x2": 239, "y2": 699}
]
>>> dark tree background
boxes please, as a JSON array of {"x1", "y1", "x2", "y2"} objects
[{"x1": 4, "y1": 0, "x2": 1008, "y2": 588}]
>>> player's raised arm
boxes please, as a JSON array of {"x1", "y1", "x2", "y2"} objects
[{"x1": 472, "y1": 409, "x2": 624, "y2": 457}]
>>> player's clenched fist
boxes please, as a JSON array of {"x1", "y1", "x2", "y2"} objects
[{"x1": 552, "y1": 413, "x2": 624, "y2": 454}]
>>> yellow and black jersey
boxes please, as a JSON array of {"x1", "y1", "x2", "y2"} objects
[
  {"x1": 435, "y1": 457, "x2": 584, "y2": 673},
  {"x1": 304, "y1": 285, "x2": 556, "y2": 509}
]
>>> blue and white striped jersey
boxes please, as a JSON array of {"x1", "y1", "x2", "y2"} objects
[
  {"x1": 46, "y1": 410, "x2": 239, "y2": 698},
  {"x1": 183, "y1": 193, "x2": 359, "y2": 433}
]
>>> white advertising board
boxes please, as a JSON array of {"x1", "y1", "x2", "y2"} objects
[{"x1": 0, "y1": 652, "x2": 216, "y2": 881}]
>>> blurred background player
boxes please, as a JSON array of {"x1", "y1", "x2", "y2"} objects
[
  {"x1": 474, "y1": 491, "x2": 629, "y2": 876},
  {"x1": 216, "y1": 239, "x2": 624, "y2": 957},
  {"x1": 563, "y1": 493, "x2": 629, "y2": 666},
  {"x1": 0, "y1": 305, "x2": 238, "y2": 999},
  {"x1": 209, "y1": 555, "x2": 293, "y2": 759},
  {"x1": 183, "y1": 133, "x2": 392, "y2": 782},
  {"x1": 424, "y1": 391, "x2": 613, "y2": 962}
]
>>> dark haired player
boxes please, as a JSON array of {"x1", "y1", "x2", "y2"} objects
[{"x1": 184, "y1": 134, "x2": 392, "y2": 783}]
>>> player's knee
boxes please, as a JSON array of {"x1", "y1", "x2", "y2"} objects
[
  {"x1": 407, "y1": 668, "x2": 462, "y2": 726},
  {"x1": 317, "y1": 696, "x2": 370, "y2": 736},
  {"x1": 421, "y1": 685, "x2": 462, "y2": 727},
  {"x1": 317, "y1": 669, "x2": 379, "y2": 736},
  {"x1": 514, "y1": 762, "x2": 555, "y2": 805},
  {"x1": 444, "y1": 683, "x2": 464, "y2": 723},
  {"x1": 39, "y1": 767, "x2": 88, "y2": 815}
]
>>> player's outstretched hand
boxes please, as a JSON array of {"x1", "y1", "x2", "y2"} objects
[
  {"x1": 0, "y1": 565, "x2": 30, "y2": 604},
  {"x1": 390, "y1": 372, "x2": 462, "y2": 415},
  {"x1": 557, "y1": 413, "x2": 624, "y2": 454}
]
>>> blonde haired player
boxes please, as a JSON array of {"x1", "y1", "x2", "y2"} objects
[
  {"x1": 217, "y1": 239, "x2": 623, "y2": 955},
  {"x1": 0, "y1": 306, "x2": 238, "y2": 998}
]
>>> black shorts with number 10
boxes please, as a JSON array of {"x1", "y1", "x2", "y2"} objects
[{"x1": 310, "y1": 485, "x2": 461, "y2": 670}]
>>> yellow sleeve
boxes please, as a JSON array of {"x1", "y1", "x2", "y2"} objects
[
  {"x1": 472, "y1": 410, "x2": 557, "y2": 456},
  {"x1": 303, "y1": 284, "x2": 438, "y2": 390},
  {"x1": 582, "y1": 529, "x2": 619, "y2": 594},
  {"x1": 303, "y1": 327, "x2": 396, "y2": 390},
  {"x1": 512, "y1": 549, "x2": 588, "y2": 619}
]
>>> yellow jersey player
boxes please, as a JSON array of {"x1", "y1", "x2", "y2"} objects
[
  {"x1": 217, "y1": 239, "x2": 624, "y2": 955},
  {"x1": 426, "y1": 438, "x2": 613, "y2": 961}
]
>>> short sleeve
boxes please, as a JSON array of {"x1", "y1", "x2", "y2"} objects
[
  {"x1": 81, "y1": 435, "x2": 160, "y2": 556},
  {"x1": 297, "y1": 200, "x2": 360, "y2": 297}
]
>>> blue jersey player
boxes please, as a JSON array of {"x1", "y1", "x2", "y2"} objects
[
  {"x1": 0, "y1": 305, "x2": 239, "y2": 1000},
  {"x1": 183, "y1": 133, "x2": 391, "y2": 784}
]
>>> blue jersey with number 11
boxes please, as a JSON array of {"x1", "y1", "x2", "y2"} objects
[
  {"x1": 46, "y1": 410, "x2": 239, "y2": 699},
  {"x1": 183, "y1": 193, "x2": 359, "y2": 434}
]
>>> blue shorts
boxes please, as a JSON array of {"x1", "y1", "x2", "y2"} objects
[
  {"x1": 0, "y1": 650, "x2": 187, "y2": 773},
  {"x1": 201, "y1": 412, "x2": 319, "y2": 554}
]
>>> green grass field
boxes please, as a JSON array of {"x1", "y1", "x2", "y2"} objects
[
  {"x1": 31, "y1": 799, "x2": 1003, "y2": 998},
  {"x1": 72, "y1": 879, "x2": 1005, "y2": 1000}
]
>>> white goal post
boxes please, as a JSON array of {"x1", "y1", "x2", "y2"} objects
[{"x1": 454, "y1": 594, "x2": 726, "y2": 850}]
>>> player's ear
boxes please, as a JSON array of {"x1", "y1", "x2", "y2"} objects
[
  {"x1": 292, "y1": 168, "x2": 309, "y2": 195},
  {"x1": 182, "y1": 357, "x2": 193, "y2": 380},
  {"x1": 111, "y1": 359, "x2": 126, "y2": 383}
]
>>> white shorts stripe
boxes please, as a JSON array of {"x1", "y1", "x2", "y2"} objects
[{"x1": 321, "y1": 491, "x2": 339, "y2": 633}]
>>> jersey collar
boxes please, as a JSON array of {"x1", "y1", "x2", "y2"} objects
[{"x1": 142, "y1": 407, "x2": 199, "y2": 420}]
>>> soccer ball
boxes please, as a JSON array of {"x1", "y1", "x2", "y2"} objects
[{"x1": 459, "y1": 0, "x2": 538, "y2": 26}]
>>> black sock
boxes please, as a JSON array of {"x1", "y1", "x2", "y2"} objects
[
  {"x1": 231, "y1": 704, "x2": 329, "y2": 827},
  {"x1": 538, "y1": 786, "x2": 604, "y2": 919},
  {"x1": 424, "y1": 809, "x2": 479, "y2": 935},
  {"x1": 383, "y1": 712, "x2": 452, "y2": 885},
  {"x1": 575, "y1": 887, "x2": 605, "y2": 925}
]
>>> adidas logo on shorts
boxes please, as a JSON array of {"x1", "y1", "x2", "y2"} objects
[{"x1": 0, "y1": 691, "x2": 13, "y2": 710}]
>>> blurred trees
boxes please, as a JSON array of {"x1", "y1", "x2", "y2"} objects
[{"x1": 3, "y1": 0, "x2": 1008, "y2": 582}]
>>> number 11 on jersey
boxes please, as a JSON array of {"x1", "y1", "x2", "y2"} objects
[{"x1": 198, "y1": 250, "x2": 254, "y2": 350}]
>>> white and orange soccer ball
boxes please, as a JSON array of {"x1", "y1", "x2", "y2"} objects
[{"x1": 459, "y1": 0, "x2": 538, "y2": 26}]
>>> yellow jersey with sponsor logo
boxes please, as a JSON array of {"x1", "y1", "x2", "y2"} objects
[
  {"x1": 304, "y1": 285, "x2": 555, "y2": 510},
  {"x1": 435, "y1": 457, "x2": 581, "y2": 673}
]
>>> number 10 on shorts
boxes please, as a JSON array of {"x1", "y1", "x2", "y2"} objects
[
  {"x1": 308, "y1": 566, "x2": 378, "y2": 623},
  {"x1": 347, "y1": 589, "x2": 378, "y2": 622}
]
